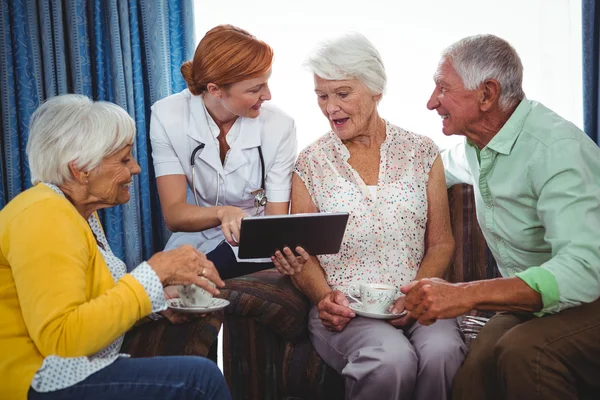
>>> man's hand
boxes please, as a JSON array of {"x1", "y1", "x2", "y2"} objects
[
  {"x1": 317, "y1": 290, "x2": 356, "y2": 332},
  {"x1": 387, "y1": 296, "x2": 417, "y2": 328},
  {"x1": 400, "y1": 278, "x2": 473, "y2": 325}
]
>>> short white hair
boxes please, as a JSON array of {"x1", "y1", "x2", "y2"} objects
[
  {"x1": 27, "y1": 94, "x2": 135, "y2": 185},
  {"x1": 304, "y1": 32, "x2": 387, "y2": 95},
  {"x1": 441, "y1": 34, "x2": 525, "y2": 111}
]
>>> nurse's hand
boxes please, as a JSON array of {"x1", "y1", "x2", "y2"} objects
[
  {"x1": 271, "y1": 246, "x2": 311, "y2": 275},
  {"x1": 216, "y1": 206, "x2": 249, "y2": 247}
]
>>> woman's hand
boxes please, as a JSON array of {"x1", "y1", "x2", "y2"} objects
[
  {"x1": 387, "y1": 296, "x2": 417, "y2": 329},
  {"x1": 317, "y1": 290, "x2": 356, "y2": 332},
  {"x1": 271, "y1": 246, "x2": 311, "y2": 275},
  {"x1": 148, "y1": 245, "x2": 224, "y2": 295},
  {"x1": 216, "y1": 206, "x2": 249, "y2": 246}
]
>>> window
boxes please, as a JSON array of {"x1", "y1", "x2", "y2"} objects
[{"x1": 194, "y1": 0, "x2": 582, "y2": 150}]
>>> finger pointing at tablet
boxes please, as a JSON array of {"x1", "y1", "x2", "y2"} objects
[{"x1": 216, "y1": 206, "x2": 248, "y2": 247}]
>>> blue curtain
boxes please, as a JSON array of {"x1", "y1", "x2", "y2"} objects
[
  {"x1": 0, "y1": 0, "x2": 195, "y2": 269},
  {"x1": 583, "y1": 0, "x2": 600, "y2": 145}
]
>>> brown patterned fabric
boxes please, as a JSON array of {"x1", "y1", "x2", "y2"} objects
[
  {"x1": 447, "y1": 184, "x2": 500, "y2": 283},
  {"x1": 222, "y1": 185, "x2": 500, "y2": 399},
  {"x1": 121, "y1": 311, "x2": 223, "y2": 362},
  {"x1": 447, "y1": 185, "x2": 500, "y2": 347},
  {"x1": 223, "y1": 270, "x2": 310, "y2": 340},
  {"x1": 221, "y1": 270, "x2": 343, "y2": 399}
]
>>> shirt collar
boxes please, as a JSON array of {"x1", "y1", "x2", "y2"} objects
[
  {"x1": 43, "y1": 182, "x2": 66, "y2": 197},
  {"x1": 41, "y1": 182, "x2": 99, "y2": 225},
  {"x1": 484, "y1": 97, "x2": 531, "y2": 155},
  {"x1": 188, "y1": 94, "x2": 261, "y2": 149},
  {"x1": 187, "y1": 94, "x2": 262, "y2": 174}
]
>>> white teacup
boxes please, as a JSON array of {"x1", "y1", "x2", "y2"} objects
[
  {"x1": 347, "y1": 283, "x2": 399, "y2": 313},
  {"x1": 177, "y1": 279, "x2": 215, "y2": 308}
]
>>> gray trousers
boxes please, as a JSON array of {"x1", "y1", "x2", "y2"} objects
[{"x1": 308, "y1": 306, "x2": 467, "y2": 400}]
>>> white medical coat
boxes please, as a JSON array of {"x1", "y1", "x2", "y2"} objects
[{"x1": 149, "y1": 89, "x2": 297, "y2": 257}]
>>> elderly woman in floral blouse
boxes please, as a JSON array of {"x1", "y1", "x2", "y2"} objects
[{"x1": 273, "y1": 33, "x2": 467, "y2": 400}]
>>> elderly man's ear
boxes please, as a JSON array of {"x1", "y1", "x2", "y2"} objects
[
  {"x1": 67, "y1": 161, "x2": 90, "y2": 185},
  {"x1": 479, "y1": 79, "x2": 501, "y2": 112}
]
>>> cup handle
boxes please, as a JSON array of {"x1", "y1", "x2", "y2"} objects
[{"x1": 345, "y1": 285, "x2": 362, "y2": 305}]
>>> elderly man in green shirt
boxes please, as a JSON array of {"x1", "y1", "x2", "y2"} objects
[{"x1": 401, "y1": 34, "x2": 600, "y2": 399}]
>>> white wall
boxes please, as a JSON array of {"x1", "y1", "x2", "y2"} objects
[{"x1": 194, "y1": 0, "x2": 582, "y2": 150}]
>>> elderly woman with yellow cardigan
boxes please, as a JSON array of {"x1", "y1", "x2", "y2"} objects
[{"x1": 0, "y1": 95, "x2": 231, "y2": 400}]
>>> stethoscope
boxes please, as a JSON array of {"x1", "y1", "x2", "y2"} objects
[{"x1": 190, "y1": 143, "x2": 267, "y2": 212}]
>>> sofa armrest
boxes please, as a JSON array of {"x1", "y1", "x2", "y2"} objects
[
  {"x1": 122, "y1": 312, "x2": 222, "y2": 360},
  {"x1": 447, "y1": 184, "x2": 499, "y2": 283},
  {"x1": 222, "y1": 269, "x2": 311, "y2": 341},
  {"x1": 222, "y1": 270, "x2": 343, "y2": 399}
]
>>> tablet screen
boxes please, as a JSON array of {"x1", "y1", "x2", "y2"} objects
[{"x1": 237, "y1": 212, "x2": 350, "y2": 259}]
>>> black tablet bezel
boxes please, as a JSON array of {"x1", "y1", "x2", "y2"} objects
[{"x1": 237, "y1": 212, "x2": 350, "y2": 259}]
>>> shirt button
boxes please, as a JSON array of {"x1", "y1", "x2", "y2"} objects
[{"x1": 486, "y1": 202, "x2": 493, "y2": 209}]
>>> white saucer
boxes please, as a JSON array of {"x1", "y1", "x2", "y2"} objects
[
  {"x1": 167, "y1": 298, "x2": 230, "y2": 314},
  {"x1": 349, "y1": 303, "x2": 407, "y2": 320}
]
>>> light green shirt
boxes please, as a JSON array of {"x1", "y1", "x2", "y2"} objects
[{"x1": 442, "y1": 98, "x2": 600, "y2": 314}]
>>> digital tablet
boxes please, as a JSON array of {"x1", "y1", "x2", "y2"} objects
[{"x1": 237, "y1": 212, "x2": 350, "y2": 259}]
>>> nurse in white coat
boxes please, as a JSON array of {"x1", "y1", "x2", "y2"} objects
[{"x1": 150, "y1": 25, "x2": 309, "y2": 279}]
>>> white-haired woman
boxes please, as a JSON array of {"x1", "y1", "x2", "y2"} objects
[
  {"x1": 278, "y1": 33, "x2": 467, "y2": 399},
  {"x1": 0, "y1": 94, "x2": 231, "y2": 400}
]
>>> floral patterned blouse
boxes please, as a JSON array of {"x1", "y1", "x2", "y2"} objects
[{"x1": 294, "y1": 121, "x2": 439, "y2": 290}]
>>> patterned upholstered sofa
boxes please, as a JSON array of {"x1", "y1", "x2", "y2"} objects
[
  {"x1": 121, "y1": 308, "x2": 222, "y2": 361},
  {"x1": 220, "y1": 184, "x2": 499, "y2": 400}
]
